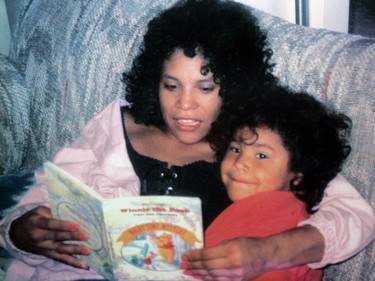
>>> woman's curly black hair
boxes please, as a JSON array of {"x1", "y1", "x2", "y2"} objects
[
  {"x1": 123, "y1": 0, "x2": 276, "y2": 128},
  {"x1": 208, "y1": 85, "x2": 352, "y2": 213}
]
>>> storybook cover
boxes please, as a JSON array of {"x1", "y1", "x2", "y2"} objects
[{"x1": 44, "y1": 162, "x2": 203, "y2": 281}]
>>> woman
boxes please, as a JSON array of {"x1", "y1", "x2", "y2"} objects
[{"x1": 1, "y1": 0, "x2": 374, "y2": 280}]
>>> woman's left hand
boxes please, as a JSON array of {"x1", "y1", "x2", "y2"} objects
[
  {"x1": 181, "y1": 225, "x2": 324, "y2": 281},
  {"x1": 181, "y1": 237, "x2": 268, "y2": 281}
]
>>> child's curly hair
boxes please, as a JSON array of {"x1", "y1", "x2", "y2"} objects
[
  {"x1": 123, "y1": 0, "x2": 276, "y2": 128},
  {"x1": 208, "y1": 85, "x2": 352, "y2": 213}
]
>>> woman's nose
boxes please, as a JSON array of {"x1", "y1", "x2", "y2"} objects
[{"x1": 177, "y1": 90, "x2": 198, "y2": 110}]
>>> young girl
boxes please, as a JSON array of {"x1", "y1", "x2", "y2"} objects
[{"x1": 203, "y1": 85, "x2": 352, "y2": 280}]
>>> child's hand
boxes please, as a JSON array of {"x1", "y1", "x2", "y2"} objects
[{"x1": 9, "y1": 206, "x2": 91, "y2": 270}]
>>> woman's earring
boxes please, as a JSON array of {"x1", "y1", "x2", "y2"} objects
[{"x1": 293, "y1": 173, "x2": 303, "y2": 186}]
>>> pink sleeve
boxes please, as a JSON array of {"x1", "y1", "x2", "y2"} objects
[
  {"x1": 298, "y1": 175, "x2": 375, "y2": 268},
  {"x1": 52, "y1": 99, "x2": 140, "y2": 198},
  {"x1": 0, "y1": 171, "x2": 51, "y2": 266},
  {"x1": 0, "y1": 99, "x2": 140, "y2": 266}
]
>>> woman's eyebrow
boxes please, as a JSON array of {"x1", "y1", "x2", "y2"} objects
[
  {"x1": 197, "y1": 77, "x2": 215, "y2": 83},
  {"x1": 161, "y1": 73, "x2": 178, "y2": 81},
  {"x1": 162, "y1": 73, "x2": 215, "y2": 83}
]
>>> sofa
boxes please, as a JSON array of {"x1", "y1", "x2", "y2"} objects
[{"x1": 0, "y1": 0, "x2": 374, "y2": 280}]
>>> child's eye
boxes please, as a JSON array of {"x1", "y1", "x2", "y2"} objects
[
  {"x1": 228, "y1": 146, "x2": 241, "y2": 153},
  {"x1": 255, "y1": 153, "x2": 268, "y2": 159}
]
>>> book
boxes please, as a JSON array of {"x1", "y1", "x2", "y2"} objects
[{"x1": 44, "y1": 162, "x2": 203, "y2": 280}]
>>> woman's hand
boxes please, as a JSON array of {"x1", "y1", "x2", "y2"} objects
[
  {"x1": 181, "y1": 237, "x2": 267, "y2": 281},
  {"x1": 181, "y1": 225, "x2": 324, "y2": 281},
  {"x1": 9, "y1": 206, "x2": 91, "y2": 270}
]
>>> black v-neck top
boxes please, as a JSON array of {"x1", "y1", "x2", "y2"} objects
[{"x1": 121, "y1": 107, "x2": 231, "y2": 229}]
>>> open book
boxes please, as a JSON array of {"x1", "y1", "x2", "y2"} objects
[{"x1": 44, "y1": 162, "x2": 203, "y2": 280}]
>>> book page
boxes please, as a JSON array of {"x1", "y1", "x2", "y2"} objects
[
  {"x1": 44, "y1": 162, "x2": 204, "y2": 280},
  {"x1": 44, "y1": 162, "x2": 115, "y2": 279},
  {"x1": 102, "y1": 196, "x2": 203, "y2": 281}
]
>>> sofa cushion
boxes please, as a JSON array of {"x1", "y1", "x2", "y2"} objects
[
  {"x1": 0, "y1": 54, "x2": 30, "y2": 174},
  {"x1": 8, "y1": 0, "x2": 181, "y2": 172}
]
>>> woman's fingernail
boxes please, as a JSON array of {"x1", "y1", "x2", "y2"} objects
[
  {"x1": 81, "y1": 247, "x2": 91, "y2": 255},
  {"x1": 78, "y1": 232, "x2": 88, "y2": 240},
  {"x1": 81, "y1": 263, "x2": 90, "y2": 270},
  {"x1": 68, "y1": 223, "x2": 80, "y2": 231},
  {"x1": 180, "y1": 263, "x2": 187, "y2": 269}
]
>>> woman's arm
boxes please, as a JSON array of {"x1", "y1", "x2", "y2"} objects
[
  {"x1": 182, "y1": 175, "x2": 375, "y2": 280},
  {"x1": 182, "y1": 225, "x2": 323, "y2": 281},
  {"x1": 0, "y1": 172, "x2": 91, "y2": 269},
  {"x1": 300, "y1": 175, "x2": 375, "y2": 268},
  {"x1": 0, "y1": 99, "x2": 140, "y2": 270}
]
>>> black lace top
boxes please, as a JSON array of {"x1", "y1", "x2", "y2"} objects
[{"x1": 121, "y1": 108, "x2": 231, "y2": 229}]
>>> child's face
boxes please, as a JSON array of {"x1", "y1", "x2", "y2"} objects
[{"x1": 221, "y1": 126, "x2": 300, "y2": 202}]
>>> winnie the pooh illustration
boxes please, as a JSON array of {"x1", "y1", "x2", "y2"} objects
[{"x1": 152, "y1": 233, "x2": 175, "y2": 264}]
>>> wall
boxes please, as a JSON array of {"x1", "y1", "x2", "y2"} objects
[
  {"x1": 235, "y1": 0, "x2": 296, "y2": 23},
  {"x1": 236, "y1": 0, "x2": 350, "y2": 32},
  {"x1": 0, "y1": 0, "x2": 11, "y2": 55}
]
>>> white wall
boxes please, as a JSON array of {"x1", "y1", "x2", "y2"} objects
[
  {"x1": 235, "y1": 0, "x2": 296, "y2": 23},
  {"x1": 309, "y1": 0, "x2": 350, "y2": 33},
  {"x1": 0, "y1": 0, "x2": 11, "y2": 55},
  {"x1": 235, "y1": 0, "x2": 350, "y2": 33}
]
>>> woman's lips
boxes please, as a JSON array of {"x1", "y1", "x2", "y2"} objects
[{"x1": 174, "y1": 118, "x2": 201, "y2": 131}]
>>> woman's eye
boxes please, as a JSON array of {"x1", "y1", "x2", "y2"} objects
[
  {"x1": 199, "y1": 83, "x2": 218, "y2": 93},
  {"x1": 201, "y1": 87, "x2": 214, "y2": 93},
  {"x1": 163, "y1": 83, "x2": 177, "y2": 91},
  {"x1": 255, "y1": 153, "x2": 268, "y2": 159}
]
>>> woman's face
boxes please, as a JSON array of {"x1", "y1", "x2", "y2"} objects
[
  {"x1": 159, "y1": 50, "x2": 222, "y2": 145},
  {"x1": 221, "y1": 126, "x2": 301, "y2": 202}
]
